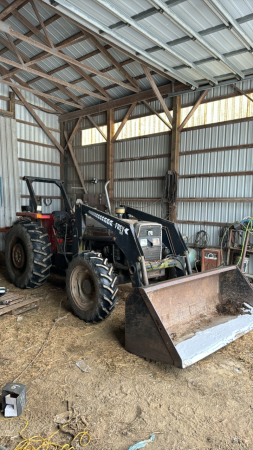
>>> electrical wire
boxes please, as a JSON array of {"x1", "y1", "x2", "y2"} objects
[
  {"x1": 161, "y1": 171, "x2": 178, "y2": 219},
  {"x1": 0, "y1": 417, "x2": 90, "y2": 450}
]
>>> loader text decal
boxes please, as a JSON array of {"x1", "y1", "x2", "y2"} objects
[{"x1": 88, "y1": 210, "x2": 129, "y2": 235}]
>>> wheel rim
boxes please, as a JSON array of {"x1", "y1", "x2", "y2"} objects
[
  {"x1": 10, "y1": 238, "x2": 27, "y2": 275},
  {"x1": 12, "y1": 242, "x2": 25, "y2": 269},
  {"x1": 70, "y1": 265, "x2": 96, "y2": 311}
]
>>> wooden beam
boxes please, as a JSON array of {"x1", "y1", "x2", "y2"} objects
[
  {"x1": 233, "y1": 83, "x2": 253, "y2": 104},
  {"x1": 64, "y1": 130, "x2": 88, "y2": 194},
  {"x1": 0, "y1": 0, "x2": 49, "y2": 45},
  {"x1": 0, "y1": 79, "x2": 84, "y2": 108},
  {"x1": 30, "y1": 0, "x2": 55, "y2": 49},
  {"x1": 64, "y1": 117, "x2": 83, "y2": 150},
  {"x1": 0, "y1": 0, "x2": 26, "y2": 20},
  {"x1": 88, "y1": 34, "x2": 140, "y2": 90},
  {"x1": 0, "y1": 55, "x2": 107, "y2": 100},
  {"x1": 87, "y1": 115, "x2": 107, "y2": 141},
  {"x1": 60, "y1": 83, "x2": 173, "y2": 122},
  {"x1": 170, "y1": 95, "x2": 181, "y2": 222},
  {"x1": 142, "y1": 100, "x2": 171, "y2": 129},
  {"x1": 106, "y1": 109, "x2": 114, "y2": 202},
  {"x1": 65, "y1": 60, "x2": 111, "y2": 100},
  {"x1": 0, "y1": 61, "x2": 63, "y2": 113},
  {"x1": 9, "y1": 91, "x2": 15, "y2": 118},
  {"x1": 0, "y1": 22, "x2": 139, "y2": 93},
  {"x1": 178, "y1": 89, "x2": 210, "y2": 132},
  {"x1": 0, "y1": 34, "x2": 86, "y2": 108},
  {"x1": 111, "y1": 102, "x2": 137, "y2": 143},
  {"x1": 12, "y1": 87, "x2": 65, "y2": 154},
  {"x1": 141, "y1": 64, "x2": 173, "y2": 124},
  {"x1": 6, "y1": 34, "x2": 24, "y2": 64}
]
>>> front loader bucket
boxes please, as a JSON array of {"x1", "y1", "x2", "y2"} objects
[{"x1": 125, "y1": 266, "x2": 253, "y2": 368}]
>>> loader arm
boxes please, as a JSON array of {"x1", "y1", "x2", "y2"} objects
[{"x1": 75, "y1": 204, "x2": 145, "y2": 287}]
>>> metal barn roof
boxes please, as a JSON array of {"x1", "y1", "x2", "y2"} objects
[{"x1": 0, "y1": 0, "x2": 252, "y2": 116}]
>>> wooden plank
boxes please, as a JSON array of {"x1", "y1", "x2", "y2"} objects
[
  {"x1": 142, "y1": 100, "x2": 172, "y2": 129},
  {"x1": 142, "y1": 64, "x2": 173, "y2": 124},
  {"x1": 88, "y1": 33, "x2": 140, "y2": 90},
  {"x1": 0, "y1": 23, "x2": 138, "y2": 93},
  {"x1": 106, "y1": 109, "x2": 114, "y2": 201},
  {"x1": 0, "y1": 0, "x2": 27, "y2": 20},
  {"x1": 0, "y1": 0, "x2": 49, "y2": 46},
  {"x1": 111, "y1": 102, "x2": 137, "y2": 143},
  {"x1": 178, "y1": 89, "x2": 210, "y2": 132},
  {"x1": 170, "y1": 95, "x2": 181, "y2": 222},
  {"x1": 87, "y1": 115, "x2": 107, "y2": 141},
  {"x1": 30, "y1": 0, "x2": 54, "y2": 48},
  {"x1": 7, "y1": 34, "x2": 24, "y2": 64},
  {"x1": 0, "y1": 298, "x2": 39, "y2": 315},
  {"x1": 64, "y1": 130, "x2": 88, "y2": 194},
  {"x1": 233, "y1": 83, "x2": 253, "y2": 104},
  {"x1": 9, "y1": 91, "x2": 15, "y2": 118},
  {"x1": 64, "y1": 117, "x2": 83, "y2": 150},
  {"x1": 60, "y1": 83, "x2": 173, "y2": 122},
  {"x1": 0, "y1": 55, "x2": 107, "y2": 101},
  {"x1": 0, "y1": 79, "x2": 83, "y2": 108},
  {"x1": 13, "y1": 87, "x2": 65, "y2": 154}
]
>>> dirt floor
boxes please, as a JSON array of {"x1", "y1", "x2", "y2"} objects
[{"x1": 1, "y1": 256, "x2": 253, "y2": 450}]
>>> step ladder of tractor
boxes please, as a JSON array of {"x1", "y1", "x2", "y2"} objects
[{"x1": 0, "y1": 293, "x2": 39, "y2": 316}]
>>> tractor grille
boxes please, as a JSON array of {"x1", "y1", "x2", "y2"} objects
[{"x1": 137, "y1": 223, "x2": 162, "y2": 262}]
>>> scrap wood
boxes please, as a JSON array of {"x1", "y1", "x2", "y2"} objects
[{"x1": 0, "y1": 294, "x2": 39, "y2": 316}]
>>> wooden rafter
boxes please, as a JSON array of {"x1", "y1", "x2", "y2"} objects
[
  {"x1": 111, "y1": 103, "x2": 137, "y2": 143},
  {"x1": 64, "y1": 60, "x2": 111, "y2": 100},
  {"x1": 0, "y1": 22, "x2": 139, "y2": 93},
  {"x1": 178, "y1": 89, "x2": 210, "y2": 132},
  {"x1": 13, "y1": 87, "x2": 64, "y2": 154},
  {"x1": 141, "y1": 64, "x2": 173, "y2": 125},
  {"x1": 233, "y1": 83, "x2": 253, "y2": 104},
  {"x1": 0, "y1": 0, "x2": 27, "y2": 20},
  {"x1": 6, "y1": 34, "x2": 24, "y2": 64},
  {"x1": 64, "y1": 117, "x2": 83, "y2": 150},
  {"x1": 0, "y1": 0, "x2": 50, "y2": 45},
  {"x1": 60, "y1": 83, "x2": 174, "y2": 122},
  {"x1": 64, "y1": 130, "x2": 88, "y2": 194},
  {"x1": 86, "y1": 115, "x2": 107, "y2": 140},
  {"x1": 0, "y1": 13, "x2": 59, "y2": 57},
  {"x1": 0, "y1": 55, "x2": 108, "y2": 100},
  {"x1": 87, "y1": 34, "x2": 140, "y2": 91},
  {"x1": 30, "y1": 0, "x2": 55, "y2": 48},
  {"x1": 0, "y1": 34, "x2": 85, "y2": 108},
  {"x1": 0, "y1": 79, "x2": 84, "y2": 109},
  {"x1": 142, "y1": 100, "x2": 172, "y2": 129},
  {"x1": 0, "y1": 62, "x2": 63, "y2": 113}
]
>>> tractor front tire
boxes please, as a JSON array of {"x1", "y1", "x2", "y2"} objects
[
  {"x1": 5, "y1": 220, "x2": 52, "y2": 289},
  {"x1": 66, "y1": 252, "x2": 118, "y2": 322}
]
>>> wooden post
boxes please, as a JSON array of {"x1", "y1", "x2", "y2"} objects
[
  {"x1": 60, "y1": 122, "x2": 66, "y2": 210},
  {"x1": 106, "y1": 109, "x2": 114, "y2": 208},
  {"x1": 9, "y1": 91, "x2": 15, "y2": 118},
  {"x1": 170, "y1": 95, "x2": 181, "y2": 222}
]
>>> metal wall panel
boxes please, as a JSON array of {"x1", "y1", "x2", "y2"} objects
[
  {"x1": 178, "y1": 120, "x2": 253, "y2": 274},
  {"x1": 0, "y1": 117, "x2": 20, "y2": 251},
  {"x1": 68, "y1": 133, "x2": 170, "y2": 219}
]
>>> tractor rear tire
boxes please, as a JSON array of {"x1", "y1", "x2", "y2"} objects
[
  {"x1": 5, "y1": 220, "x2": 52, "y2": 289},
  {"x1": 66, "y1": 252, "x2": 118, "y2": 322}
]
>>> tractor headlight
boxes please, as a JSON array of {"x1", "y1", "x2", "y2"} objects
[
  {"x1": 140, "y1": 238, "x2": 148, "y2": 247},
  {"x1": 152, "y1": 238, "x2": 160, "y2": 245}
]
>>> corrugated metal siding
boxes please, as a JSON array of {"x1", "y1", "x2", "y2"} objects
[
  {"x1": 67, "y1": 133, "x2": 170, "y2": 218},
  {"x1": 178, "y1": 120, "x2": 253, "y2": 274},
  {"x1": 0, "y1": 117, "x2": 20, "y2": 251},
  {"x1": 15, "y1": 91, "x2": 61, "y2": 215}
]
